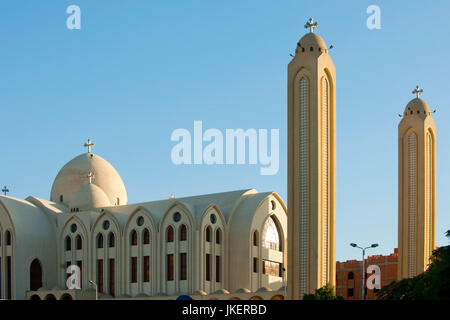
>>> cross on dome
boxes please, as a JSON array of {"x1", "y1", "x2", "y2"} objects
[
  {"x1": 304, "y1": 18, "x2": 318, "y2": 33},
  {"x1": 412, "y1": 85, "x2": 424, "y2": 98},
  {"x1": 2, "y1": 186, "x2": 9, "y2": 195},
  {"x1": 84, "y1": 138, "x2": 95, "y2": 153},
  {"x1": 87, "y1": 171, "x2": 94, "y2": 184}
]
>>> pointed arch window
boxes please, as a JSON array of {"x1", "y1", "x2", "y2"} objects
[
  {"x1": 76, "y1": 235, "x2": 82, "y2": 250},
  {"x1": 108, "y1": 232, "x2": 115, "y2": 248},
  {"x1": 30, "y1": 259, "x2": 43, "y2": 291},
  {"x1": 130, "y1": 230, "x2": 138, "y2": 246},
  {"x1": 262, "y1": 217, "x2": 281, "y2": 251},
  {"x1": 6, "y1": 230, "x2": 11, "y2": 246},
  {"x1": 65, "y1": 236, "x2": 71, "y2": 251},
  {"x1": 167, "y1": 226, "x2": 174, "y2": 242},
  {"x1": 253, "y1": 230, "x2": 259, "y2": 246},
  {"x1": 206, "y1": 226, "x2": 211, "y2": 242},
  {"x1": 216, "y1": 228, "x2": 221, "y2": 244},
  {"x1": 97, "y1": 233, "x2": 104, "y2": 249},
  {"x1": 180, "y1": 224, "x2": 187, "y2": 241},
  {"x1": 143, "y1": 229, "x2": 150, "y2": 245}
]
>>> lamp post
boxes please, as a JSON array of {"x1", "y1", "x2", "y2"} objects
[
  {"x1": 89, "y1": 280, "x2": 98, "y2": 300},
  {"x1": 282, "y1": 267, "x2": 287, "y2": 300},
  {"x1": 350, "y1": 243, "x2": 379, "y2": 300}
]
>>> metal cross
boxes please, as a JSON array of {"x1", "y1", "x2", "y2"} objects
[
  {"x1": 2, "y1": 186, "x2": 9, "y2": 196},
  {"x1": 412, "y1": 85, "x2": 424, "y2": 98},
  {"x1": 304, "y1": 18, "x2": 318, "y2": 33},
  {"x1": 84, "y1": 138, "x2": 95, "y2": 153},
  {"x1": 87, "y1": 171, "x2": 94, "y2": 184}
]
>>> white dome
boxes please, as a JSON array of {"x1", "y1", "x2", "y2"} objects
[
  {"x1": 69, "y1": 184, "x2": 111, "y2": 211},
  {"x1": 51, "y1": 153, "x2": 127, "y2": 206}
]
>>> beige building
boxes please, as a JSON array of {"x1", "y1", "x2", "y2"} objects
[
  {"x1": 397, "y1": 87, "x2": 436, "y2": 279},
  {"x1": 0, "y1": 143, "x2": 287, "y2": 300},
  {"x1": 287, "y1": 18, "x2": 336, "y2": 299}
]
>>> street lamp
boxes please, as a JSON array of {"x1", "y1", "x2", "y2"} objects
[
  {"x1": 89, "y1": 280, "x2": 98, "y2": 300},
  {"x1": 349, "y1": 243, "x2": 379, "y2": 300}
]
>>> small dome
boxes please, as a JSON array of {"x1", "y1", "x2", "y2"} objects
[
  {"x1": 51, "y1": 153, "x2": 127, "y2": 206},
  {"x1": 69, "y1": 184, "x2": 111, "y2": 211},
  {"x1": 298, "y1": 33, "x2": 327, "y2": 51},
  {"x1": 404, "y1": 98, "x2": 430, "y2": 118}
]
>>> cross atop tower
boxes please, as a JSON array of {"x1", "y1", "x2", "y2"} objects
[
  {"x1": 2, "y1": 186, "x2": 9, "y2": 196},
  {"x1": 87, "y1": 171, "x2": 94, "y2": 184},
  {"x1": 412, "y1": 85, "x2": 424, "y2": 98},
  {"x1": 304, "y1": 18, "x2": 318, "y2": 33},
  {"x1": 84, "y1": 138, "x2": 95, "y2": 153}
]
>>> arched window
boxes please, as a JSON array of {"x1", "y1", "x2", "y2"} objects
[
  {"x1": 180, "y1": 224, "x2": 187, "y2": 241},
  {"x1": 206, "y1": 226, "x2": 211, "y2": 242},
  {"x1": 130, "y1": 230, "x2": 137, "y2": 246},
  {"x1": 143, "y1": 229, "x2": 150, "y2": 245},
  {"x1": 253, "y1": 231, "x2": 259, "y2": 246},
  {"x1": 30, "y1": 259, "x2": 42, "y2": 291},
  {"x1": 76, "y1": 235, "x2": 82, "y2": 250},
  {"x1": 6, "y1": 230, "x2": 11, "y2": 246},
  {"x1": 216, "y1": 228, "x2": 221, "y2": 244},
  {"x1": 65, "y1": 236, "x2": 71, "y2": 251},
  {"x1": 97, "y1": 233, "x2": 104, "y2": 249},
  {"x1": 167, "y1": 226, "x2": 174, "y2": 242},
  {"x1": 262, "y1": 217, "x2": 281, "y2": 251},
  {"x1": 108, "y1": 232, "x2": 115, "y2": 248},
  {"x1": 348, "y1": 271, "x2": 354, "y2": 280}
]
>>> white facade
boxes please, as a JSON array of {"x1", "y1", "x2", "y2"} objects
[{"x1": 0, "y1": 151, "x2": 287, "y2": 300}]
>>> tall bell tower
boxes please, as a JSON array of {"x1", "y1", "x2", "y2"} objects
[
  {"x1": 287, "y1": 18, "x2": 336, "y2": 299},
  {"x1": 398, "y1": 86, "x2": 436, "y2": 279}
]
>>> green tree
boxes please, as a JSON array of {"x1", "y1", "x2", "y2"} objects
[
  {"x1": 302, "y1": 283, "x2": 344, "y2": 300},
  {"x1": 377, "y1": 230, "x2": 450, "y2": 300}
]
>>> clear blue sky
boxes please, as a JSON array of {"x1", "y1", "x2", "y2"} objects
[{"x1": 1, "y1": 0, "x2": 449, "y2": 261}]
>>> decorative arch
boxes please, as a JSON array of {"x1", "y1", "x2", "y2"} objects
[
  {"x1": 44, "y1": 294, "x2": 57, "y2": 300},
  {"x1": 29, "y1": 259, "x2": 43, "y2": 291},
  {"x1": 159, "y1": 202, "x2": 195, "y2": 233},
  {"x1": 60, "y1": 293, "x2": 73, "y2": 300},
  {"x1": 123, "y1": 207, "x2": 157, "y2": 297},
  {"x1": 59, "y1": 216, "x2": 88, "y2": 289},
  {"x1": 159, "y1": 203, "x2": 194, "y2": 297},
  {"x1": 198, "y1": 204, "x2": 226, "y2": 231},
  {"x1": 92, "y1": 211, "x2": 120, "y2": 297}
]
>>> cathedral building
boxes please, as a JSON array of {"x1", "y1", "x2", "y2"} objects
[
  {"x1": 287, "y1": 18, "x2": 336, "y2": 299},
  {"x1": 0, "y1": 144, "x2": 287, "y2": 300},
  {"x1": 397, "y1": 87, "x2": 436, "y2": 279}
]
